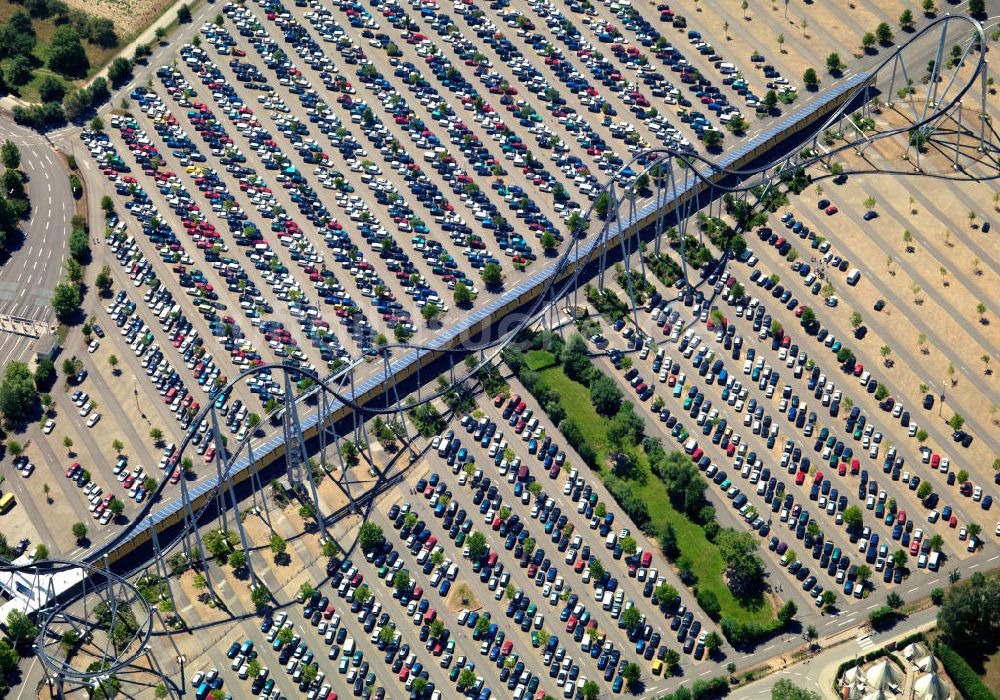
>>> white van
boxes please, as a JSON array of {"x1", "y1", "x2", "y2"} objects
[
  {"x1": 605, "y1": 532, "x2": 617, "y2": 549},
  {"x1": 343, "y1": 638, "x2": 355, "y2": 656},
  {"x1": 846, "y1": 269, "x2": 861, "y2": 286}
]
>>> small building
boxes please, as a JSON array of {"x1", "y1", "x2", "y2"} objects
[{"x1": 35, "y1": 333, "x2": 58, "y2": 362}]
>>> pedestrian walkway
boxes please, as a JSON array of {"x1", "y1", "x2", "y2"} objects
[{"x1": 857, "y1": 634, "x2": 875, "y2": 651}]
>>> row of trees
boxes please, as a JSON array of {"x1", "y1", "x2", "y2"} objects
[{"x1": 0, "y1": 141, "x2": 28, "y2": 253}]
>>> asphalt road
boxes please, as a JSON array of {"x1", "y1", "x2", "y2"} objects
[{"x1": 0, "y1": 116, "x2": 72, "y2": 366}]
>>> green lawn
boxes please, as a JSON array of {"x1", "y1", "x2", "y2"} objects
[
  {"x1": 527, "y1": 352, "x2": 773, "y2": 625},
  {"x1": 0, "y1": 0, "x2": 119, "y2": 103}
]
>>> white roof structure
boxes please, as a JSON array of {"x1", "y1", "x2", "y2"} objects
[
  {"x1": 0, "y1": 557, "x2": 86, "y2": 621},
  {"x1": 903, "y1": 642, "x2": 927, "y2": 660},
  {"x1": 914, "y1": 672, "x2": 950, "y2": 700},
  {"x1": 842, "y1": 666, "x2": 863, "y2": 684},
  {"x1": 862, "y1": 690, "x2": 891, "y2": 700},
  {"x1": 865, "y1": 659, "x2": 904, "y2": 690},
  {"x1": 916, "y1": 655, "x2": 939, "y2": 673}
]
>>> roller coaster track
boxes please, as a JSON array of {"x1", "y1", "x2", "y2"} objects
[{"x1": 3, "y1": 13, "x2": 998, "y2": 691}]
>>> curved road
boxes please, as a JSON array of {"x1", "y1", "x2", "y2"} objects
[{"x1": 0, "y1": 115, "x2": 73, "y2": 366}]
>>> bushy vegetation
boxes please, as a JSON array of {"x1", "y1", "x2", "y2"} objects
[
  {"x1": 934, "y1": 642, "x2": 996, "y2": 700},
  {"x1": 506, "y1": 330, "x2": 778, "y2": 632}
]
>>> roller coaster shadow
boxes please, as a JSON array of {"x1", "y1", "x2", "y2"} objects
[{"x1": 139, "y1": 392, "x2": 480, "y2": 637}]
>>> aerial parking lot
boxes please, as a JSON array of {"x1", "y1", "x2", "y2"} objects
[{"x1": 0, "y1": 0, "x2": 997, "y2": 697}]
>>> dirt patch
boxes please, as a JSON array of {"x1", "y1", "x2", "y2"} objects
[
  {"x1": 445, "y1": 581, "x2": 481, "y2": 614},
  {"x1": 63, "y1": 0, "x2": 177, "y2": 40},
  {"x1": 177, "y1": 568, "x2": 230, "y2": 625}
]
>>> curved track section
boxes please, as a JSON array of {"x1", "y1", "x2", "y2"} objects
[{"x1": 1, "y1": 14, "x2": 995, "y2": 676}]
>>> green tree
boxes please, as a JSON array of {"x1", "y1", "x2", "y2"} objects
[
  {"x1": 481, "y1": 262, "x2": 503, "y2": 290},
  {"x1": 108, "y1": 498, "x2": 125, "y2": 517},
  {"x1": 777, "y1": 599, "x2": 798, "y2": 624},
  {"x1": 1, "y1": 140, "x2": 20, "y2": 170},
  {"x1": 589, "y1": 558, "x2": 605, "y2": 580},
  {"x1": 716, "y1": 528, "x2": 764, "y2": 596},
  {"x1": 107, "y1": 56, "x2": 132, "y2": 85},
  {"x1": 250, "y1": 584, "x2": 270, "y2": 610},
  {"x1": 622, "y1": 606, "x2": 642, "y2": 631},
  {"x1": 467, "y1": 531, "x2": 488, "y2": 559},
  {"x1": 654, "y1": 583, "x2": 678, "y2": 606},
  {"x1": 842, "y1": 506, "x2": 864, "y2": 531},
  {"x1": 702, "y1": 129, "x2": 722, "y2": 149},
  {"x1": 581, "y1": 680, "x2": 600, "y2": 700},
  {"x1": 72, "y1": 522, "x2": 87, "y2": 541},
  {"x1": 0, "y1": 361, "x2": 39, "y2": 421},
  {"x1": 541, "y1": 230, "x2": 557, "y2": 252},
  {"x1": 458, "y1": 668, "x2": 477, "y2": 690},
  {"x1": 705, "y1": 630, "x2": 723, "y2": 655},
  {"x1": 899, "y1": 9, "x2": 914, "y2": 29},
  {"x1": 51, "y1": 282, "x2": 81, "y2": 320},
  {"x1": 358, "y1": 522, "x2": 384, "y2": 553},
  {"x1": 393, "y1": 569, "x2": 411, "y2": 595},
  {"x1": 892, "y1": 549, "x2": 908, "y2": 569},
  {"x1": 269, "y1": 534, "x2": 286, "y2": 558},
  {"x1": 96, "y1": 265, "x2": 113, "y2": 293},
  {"x1": 875, "y1": 22, "x2": 893, "y2": 44},
  {"x1": 48, "y1": 26, "x2": 89, "y2": 78},
  {"x1": 772, "y1": 679, "x2": 822, "y2": 700},
  {"x1": 177, "y1": 3, "x2": 192, "y2": 22},
  {"x1": 826, "y1": 52, "x2": 845, "y2": 74},
  {"x1": 621, "y1": 662, "x2": 641, "y2": 687},
  {"x1": 454, "y1": 281, "x2": 473, "y2": 306},
  {"x1": 6, "y1": 610, "x2": 38, "y2": 652}
]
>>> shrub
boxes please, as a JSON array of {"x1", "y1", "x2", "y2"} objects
[
  {"x1": 934, "y1": 642, "x2": 996, "y2": 700},
  {"x1": 697, "y1": 589, "x2": 721, "y2": 620}
]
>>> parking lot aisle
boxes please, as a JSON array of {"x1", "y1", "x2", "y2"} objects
[
  {"x1": 0, "y1": 442, "x2": 59, "y2": 549},
  {"x1": 671, "y1": 1, "x2": 824, "y2": 83},
  {"x1": 473, "y1": 395, "x2": 721, "y2": 677},
  {"x1": 93, "y1": 125, "x2": 274, "y2": 373},
  {"x1": 798, "y1": 203, "x2": 1000, "y2": 445},
  {"x1": 617, "y1": 236, "x2": 986, "y2": 586},
  {"x1": 293, "y1": 536, "x2": 465, "y2": 698},
  {"x1": 740, "y1": 214, "x2": 999, "y2": 508},
  {"x1": 87, "y1": 177, "x2": 259, "y2": 416},
  {"x1": 721, "y1": 250, "x2": 980, "y2": 534},
  {"x1": 25, "y1": 422, "x2": 94, "y2": 532},
  {"x1": 366, "y1": 495, "x2": 555, "y2": 685},
  {"x1": 421, "y1": 6, "x2": 667, "y2": 190},
  {"x1": 119, "y1": 92, "x2": 338, "y2": 368},
  {"x1": 75, "y1": 321, "x2": 169, "y2": 464},
  {"x1": 466, "y1": 406, "x2": 691, "y2": 659},
  {"x1": 219, "y1": 9, "x2": 490, "y2": 315},
  {"x1": 626, "y1": 203, "x2": 988, "y2": 545},
  {"x1": 191, "y1": 30, "x2": 460, "y2": 337},
  {"x1": 301, "y1": 23, "x2": 562, "y2": 252},
  {"x1": 153, "y1": 61, "x2": 374, "y2": 356},
  {"x1": 611, "y1": 315, "x2": 860, "y2": 603}
]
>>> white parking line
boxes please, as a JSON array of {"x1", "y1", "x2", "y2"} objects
[
  {"x1": 907, "y1": 586, "x2": 919, "y2": 593},
  {"x1": 970, "y1": 563, "x2": 980, "y2": 569}
]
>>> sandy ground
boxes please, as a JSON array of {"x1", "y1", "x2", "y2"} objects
[{"x1": 64, "y1": 0, "x2": 178, "y2": 40}]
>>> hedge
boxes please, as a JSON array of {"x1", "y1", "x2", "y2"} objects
[
  {"x1": 934, "y1": 642, "x2": 996, "y2": 700},
  {"x1": 720, "y1": 617, "x2": 785, "y2": 647}
]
